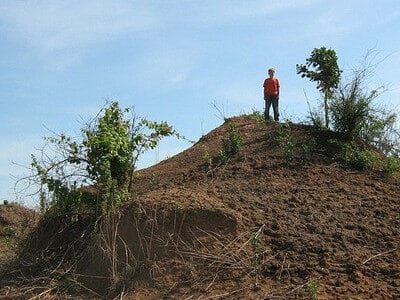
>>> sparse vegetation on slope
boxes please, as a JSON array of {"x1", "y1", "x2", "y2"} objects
[
  {"x1": 1, "y1": 116, "x2": 400, "y2": 299},
  {"x1": 25, "y1": 101, "x2": 178, "y2": 216}
]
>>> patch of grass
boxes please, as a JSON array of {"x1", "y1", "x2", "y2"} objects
[
  {"x1": 382, "y1": 155, "x2": 400, "y2": 175},
  {"x1": 345, "y1": 292, "x2": 352, "y2": 300},
  {"x1": 251, "y1": 231, "x2": 261, "y2": 270},
  {"x1": 276, "y1": 122, "x2": 295, "y2": 164},
  {"x1": 150, "y1": 172, "x2": 160, "y2": 189},
  {"x1": 342, "y1": 144, "x2": 380, "y2": 170},
  {"x1": 219, "y1": 122, "x2": 242, "y2": 165},
  {"x1": 201, "y1": 145, "x2": 213, "y2": 173},
  {"x1": 2, "y1": 236, "x2": 17, "y2": 250},
  {"x1": 331, "y1": 140, "x2": 400, "y2": 175},
  {"x1": 241, "y1": 109, "x2": 264, "y2": 122},
  {"x1": 302, "y1": 137, "x2": 318, "y2": 161},
  {"x1": 4, "y1": 225, "x2": 16, "y2": 236},
  {"x1": 307, "y1": 280, "x2": 319, "y2": 300}
]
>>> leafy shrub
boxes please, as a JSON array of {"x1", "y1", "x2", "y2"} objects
[
  {"x1": 306, "y1": 108, "x2": 325, "y2": 129},
  {"x1": 382, "y1": 156, "x2": 400, "y2": 174},
  {"x1": 219, "y1": 122, "x2": 242, "y2": 165},
  {"x1": 333, "y1": 141, "x2": 380, "y2": 170},
  {"x1": 276, "y1": 122, "x2": 294, "y2": 164},
  {"x1": 330, "y1": 71, "x2": 396, "y2": 146},
  {"x1": 83, "y1": 102, "x2": 133, "y2": 187},
  {"x1": 28, "y1": 101, "x2": 178, "y2": 216},
  {"x1": 330, "y1": 54, "x2": 399, "y2": 156},
  {"x1": 347, "y1": 148, "x2": 380, "y2": 170},
  {"x1": 302, "y1": 138, "x2": 318, "y2": 161}
]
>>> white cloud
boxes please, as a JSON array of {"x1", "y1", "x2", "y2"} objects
[
  {"x1": 0, "y1": 0, "x2": 318, "y2": 53},
  {"x1": 0, "y1": 1, "x2": 159, "y2": 69}
]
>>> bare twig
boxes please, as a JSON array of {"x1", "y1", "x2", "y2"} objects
[{"x1": 362, "y1": 248, "x2": 397, "y2": 265}]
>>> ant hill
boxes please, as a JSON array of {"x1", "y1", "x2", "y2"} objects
[{"x1": 1, "y1": 116, "x2": 399, "y2": 299}]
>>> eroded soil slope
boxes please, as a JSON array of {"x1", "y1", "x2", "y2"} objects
[
  {"x1": 0, "y1": 116, "x2": 399, "y2": 299},
  {"x1": 128, "y1": 116, "x2": 400, "y2": 299}
]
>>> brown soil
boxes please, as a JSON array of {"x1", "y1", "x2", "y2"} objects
[
  {"x1": 1, "y1": 116, "x2": 399, "y2": 299},
  {"x1": 0, "y1": 203, "x2": 38, "y2": 267}
]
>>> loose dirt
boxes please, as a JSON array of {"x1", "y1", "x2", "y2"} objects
[{"x1": 1, "y1": 116, "x2": 399, "y2": 299}]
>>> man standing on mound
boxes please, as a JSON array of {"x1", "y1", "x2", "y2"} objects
[{"x1": 263, "y1": 68, "x2": 280, "y2": 122}]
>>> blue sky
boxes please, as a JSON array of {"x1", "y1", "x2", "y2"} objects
[{"x1": 1, "y1": 1, "x2": 400, "y2": 208}]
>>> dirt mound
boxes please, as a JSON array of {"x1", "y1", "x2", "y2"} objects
[
  {"x1": 1, "y1": 116, "x2": 399, "y2": 299},
  {"x1": 127, "y1": 116, "x2": 400, "y2": 299},
  {"x1": 0, "y1": 203, "x2": 38, "y2": 263}
]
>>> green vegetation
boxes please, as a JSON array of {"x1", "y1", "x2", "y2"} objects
[
  {"x1": 330, "y1": 58, "x2": 398, "y2": 155},
  {"x1": 28, "y1": 101, "x2": 178, "y2": 216},
  {"x1": 298, "y1": 47, "x2": 400, "y2": 174},
  {"x1": 250, "y1": 230, "x2": 261, "y2": 270},
  {"x1": 325, "y1": 139, "x2": 400, "y2": 174},
  {"x1": 241, "y1": 109, "x2": 264, "y2": 122},
  {"x1": 339, "y1": 142, "x2": 380, "y2": 170},
  {"x1": 307, "y1": 280, "x2": 319, "y2": 300},
  {"x1": 1, "y1": 225, "x2": 17, "y2": 251},
  {"x1": 297, "y1": 47, "x2": 342, "y2": 128},
  {"x1": 201, "y1": 145, "x2": 214, "y2": 175},
  {"x1": 219, "y1": 121, "x2": 243, "y2": 165},
  {"x1": 149, "y1": 172, "x2": 160, "y2": 190},
  {"x1": 276, "y1": 122, "x2": 295, "y2": 164}
]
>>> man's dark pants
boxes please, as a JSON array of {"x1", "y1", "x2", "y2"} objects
[{"x1": 264, "y1": 94, "x2": 279, "y2": 121}]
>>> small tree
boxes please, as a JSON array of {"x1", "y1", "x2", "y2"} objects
[
  {"x1": 27, "y1": 101, "x2": 178, "y2": 215},
  {"x1": 83, "y1": 102, "x2": 133, "y2": 188},
  {"x1": 297, "y1": 47, "x2": 342, "y2": 128}
]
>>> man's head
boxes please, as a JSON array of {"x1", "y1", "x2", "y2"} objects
[{"x1": 268, "y1": 68, "x2": 275, "y2": 78}]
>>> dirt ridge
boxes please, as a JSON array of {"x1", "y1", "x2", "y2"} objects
[{"x1": 1, "y1": 116, "x2": 399, "y2": 299}]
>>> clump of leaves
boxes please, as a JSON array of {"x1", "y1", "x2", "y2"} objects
[
  {"x1": 219, "y1": 122, "x2": 243, "y2": 165},
  {"x1": 382, "y1": 156, "x2": 400, "y2": 175},
  {"x1": 27, "y1": 101, "x2": 179, "y2": 216},
  {"x1": 327, "y1": 138, "x2": 400, "y2": 174},
  {"x1": 276, "y1": 122, "x2": 295, "y2": 164},
  {"x1": 302, "y1": 137, "x2": 318, "y2": 161},
  {"x1": 241, "y1": 109, "x2": 264, "y2": 122},
  {"x1": 330, "y1": 60, "x2": 398, "y2": 152},
  {"x1": 307, "y1": 281, "x2": 319, "y2": 300},
  {"x1": 201, "y1": 145, "x2": 214, "y2": 175}
]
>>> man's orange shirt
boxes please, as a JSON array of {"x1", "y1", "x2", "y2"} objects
[{"x1": 263, "y1": 78, "x2": 280, "y2": 96}]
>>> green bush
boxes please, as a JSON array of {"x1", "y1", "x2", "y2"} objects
[
  {"x1": 276, "y1": 122, "x2": 294, "y2": 164},
  {"x1": 330, "y1": 86, "x2": 371, "y2": 140},
  {"x1": 329, "y1": 55, "x2": 399, "y2": 156},
  {"x1": 329, "y1": 72, "x2": 397, "y2": 148},
  {"x1": 336, "y1": 142, "x2": 380, "y2": 170},
  {"x1": 29, "y1": 101, "x2": 177, "y2": 216},
  {"x1": 219, "y1": 122, "x2": 242, "y2": 165},
  {"x1": 383, "y1": 156, "x2": 400, "y2": 174},
  {"x1": 83, "y1": 102, "x2": 133, "y2": 187}
]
